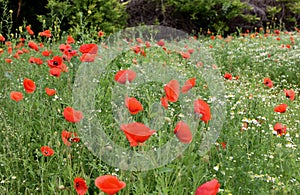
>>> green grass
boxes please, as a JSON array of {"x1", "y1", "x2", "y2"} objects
[{"x1": 0, "y1": 29, "x2": 299, "y2": 194}]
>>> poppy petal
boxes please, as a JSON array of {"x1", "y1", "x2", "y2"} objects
[
  {"x1": 194, "y1": 99, "x2": 211, "y2": 123},
  {"x1": 174, "y1": 121, "x2": 192, "y2": 144},
  {"x1": 114, "y1": 70, "x2": 136, "y2": 84},
  {"x1": 95, "y1": 175, "x2": 126, "y2": 195},
  {"x1": 125, "y1": 97, "x2": 143, "y2": 114},
  {"x1": 164, "y1": 79, "x2": 180, "y2": 102},
  {"x1": 120, "y1": 122, "x2": 156, "y2": 147}
]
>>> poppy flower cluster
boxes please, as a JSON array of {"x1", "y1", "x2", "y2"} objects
[
  {"x1": 262, "y1": 79, "x2": 296, "y2": 136},
  {"x1": 61, "y1": 130, "x2": 81, "y2": 146},
  {"x1": 114, "y1": 67, "x2": 211, "y2": 146},
  {"x1": 47, "y1": 56, "x2": 68, "y2": 77},
  {"x1": 29, "y1": 56, "x2": 43, "y2": 65},
  {"x1": 273, "y1": 123, "x2": 287, "y2": 136},
  {"x1": 59, "y1": 44, "x2": 78, "y2": 61},
  {"x1": 39, "y1": 30, "x2": 52, "y2": 38}
]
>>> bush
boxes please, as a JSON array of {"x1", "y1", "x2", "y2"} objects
[
  {"x1": 36, "y1": 0, "x2": 127, "y2": 39},
  {"x1": 126, "y1": 0, "x2": 257, "y2": 35}
]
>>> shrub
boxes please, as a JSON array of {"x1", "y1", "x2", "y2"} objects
[{"x1": 36, "y1": 0, "x2": 127, "y2": 39}]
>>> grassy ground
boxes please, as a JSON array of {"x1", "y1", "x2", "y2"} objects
[{"x1": 0, "y1": 28, "x2": 299, "y2": 194}]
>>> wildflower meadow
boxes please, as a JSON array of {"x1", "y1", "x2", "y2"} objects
[{"x1": 0, "y1": 23, "x2": 299, "y2": 195}]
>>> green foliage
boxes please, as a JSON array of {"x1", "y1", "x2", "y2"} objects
[
  {"x1": 0, "y1": 0, "x2": 13, "y2": 38},
  {"x1": 267, "y1": 0, "x2": 300, "y2": 28},
  {"x1": 37, "y1": 0, "x2": 127, "y2": 39},
  {"x1": 165, "y1": 0, "x2": 252, "y2": 34},
  {"x1": 0, "y1": 29, "x2": 299, "y2": 194}
]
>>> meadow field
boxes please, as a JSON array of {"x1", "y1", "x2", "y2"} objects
[{"x1": 0, "y1": 26, "x2": 299, "y2": 194}]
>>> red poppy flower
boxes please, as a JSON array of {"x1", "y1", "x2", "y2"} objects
[
  {"x1": 273, "y1": 123, "x2": 287, "y2": 136},
  {"x1": 67, "y1": 35, "x2": 75, "y2": 44},
  {"x1": 284, "y1": 89, "x2": 295, "y2": 101},
  {"x1": 28, "y1": 41, "x2": 39, "y2": 51},
  {"x1": 181, "y1": 52, "x2": 190, "y2": 59},
  {"x1": 224, "y1": 73, "x2": 232, "y2": 80},
  {"x1": 80, "y1": 53, "x2": 96, "y2": 62},
  {"x1": 63, "y1": 107, "x2": 83, "y2": 123},
  {"x1": 0, "y1": 35, "x2": 5, "y2": 42},
  {"x1": 22, "y1": 48, "x2": 29, "y2": 53},
  {"x1": 161, "y1": 96, "x2": 168, "y2": 109},
  {"x1": 132, "y1": 45, "x2": 141, "y2": 54},
  {"x1": 45, "y1": 88, "x2": 56, "y2": 96},
  {"x1": 60, "y1": 63, "x2": 69, "y2": 72},
  {"x1": 74, "y1": 177, "x2": 88, "y2": 195},
  {"x1": 120, "y1": 122, "x2": 156, "y2": 147},
  {"x1": 49, "y1": 68, "x2": 61, "y2": 77},
  {"x1": 140, "y1": 49, "x2": 146, "y2": 57},
  {"x1": 95, "y1": 175, "x2": 126, "y2": 195},
  {"x1": 98, "y1": 30, "x2": 105, "y2": 37},
  {"x1": 17, "y1": 50, "x2": 24, "y2": 55},
  {"x1": 13, "y1": 53, "x2": 19, "y2": 59},
  {"x1": 40, "y1": 146, "x2": 54, "y2": 156},
  {"x1": 26, "y1": 25, "x2": 34, "y2": 35},
  {"x1": 125, "y1": 97, "x2": 143, "y2": 114},
  {"x1": 114, "y1": 69, "x2": 136, "y2": 84},
  {"x1": 221, "y1": 142, "x2": 226, "y2": 149},
  {"x1": 164, "y1": 79, "x2": 180, "y2": 102},
  {"x1": 263, "y1": 78, "x2": 273, "y2": 88},
  {"x1": 42, "y1": 50, "x2": 52, "y2": 56},
  {"x1": 5, "y1": 58, "x2": 12, "y2": 63},
  {"x1": 35, "y1": 58, "x2": 43, "y2": 65},
  {"x1": 59, "y1": 44, "x2": 70, "y2": 53},
  {"x1": 47, "y1": 56, "x2": 64, "y2": 69},
  {"x1": 10, "y1": 91, "x2": 23, "y2": 102},
  {"x1": 174, "y1": 121, "x2": 192, "y2": 144},
  {"x1": 136, "y1": 37, "x2": 143, "y2": 44},
  {"x1": 181, "y1": 77, "x2": 196, "y2": 93},
  {"x1": 79, "y1": 43, "x2": 98, "y2": 54},
  {"x1": 23, "y1": 78, "x2": 36, "y2": 93},
  {"x1": 7, "y1": 47, "x2": 12, "y2": 54},
  {"x1": 188, "y1": 48, "x2": 194, "y2": 54},
  {"x1": 194, "y1": 99, "x2": 211, "y2": 124},
  {"x1": 62, "y1": 130, "x2": 80, "y2": 146},
  {"x1": 29, "y1": 57, "x2": 42, "y2": 65},
  {"x1": 15, "y1": 42, "x2": 25, "y2": 49},
  {"x1": 145, "y1": 41, "x2": 151, "y2": 48},
  {"x1": 195, "y1": 178, "x2": 220, "y2": 195},
  {"x1": 39, "y1": 30, "x2": 52, "y2": 38},
  {"x1": 274, "y1": 103, "x2": 287, "y2": 113},
  {"x1": 157, "y1": 39, "x2": 165, "y2": 46}
]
